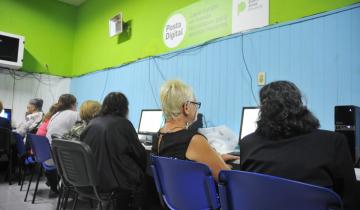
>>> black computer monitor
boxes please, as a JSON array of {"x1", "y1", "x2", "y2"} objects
[
  {"x1": 138, "y1": 109, "x2": 164, "y2": 134},
  {"x1": 239, "y1": 107, "x2": 260, "y2": 140},
  {"x1": 0, "y1": 108, "x2": 12, "y2": 122}
]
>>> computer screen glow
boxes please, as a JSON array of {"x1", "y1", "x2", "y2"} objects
[
  {"x1": 240, "y1": 107, "x2": 260, "y2": 139},
  {"x1": 138, "y1": 110, "x2": 164, "y2": 134},
  {"x1": 0, "y1": 109, "x2": 9, "y2": 120}
]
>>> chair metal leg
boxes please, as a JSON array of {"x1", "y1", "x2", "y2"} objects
[
  {"x1": 24, "y1": 170, "x2": 34, "y2": 202},
  {"x1": 89, "y1": 199, "x2": 94, "y2": 208},
  {"x1": 18, "y1": 164, "x2": 22, "y2": 186},
  {"x1": 20, "y1": 168, "x2": 26, "y2": 191},
  {"x1": 56, "y1": 184, "x2": 64, "y2": 210},
  {"x1": 8, "y1": 152, "x2": 13, "y2": 185},
  {"x1": 60, "y1": 188, "x2": 67, "y2": 210},
  {"x1": 32, "y1": 166, "x2": 43, "y2": 204},
  {"x1": 72, "y1": 193, "x2": 79, "y2": 210},
  {"x1": 63, "y1": 188, "x2": 70, "y2": 210}
]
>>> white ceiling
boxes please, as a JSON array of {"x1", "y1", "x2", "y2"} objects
[{"x1": 57, "y1": 0, "x2": 87, "y2": 6}]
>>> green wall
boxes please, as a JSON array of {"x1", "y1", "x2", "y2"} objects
[
  {"x1": 0, "y1": 0, "x2": 77, "y2": 76},
  {"x1": 1, "y1": 0, "x2": 359, "y2": 77},
  {"x1": 71, "y1": 0, "x2": 360, "y2": 77},
  {"x1": 71, "y1": 0, "x2": 198, "y2": 76},
  {"x1": 271, "y1": 0, "x2": 360, "y2": 24}
]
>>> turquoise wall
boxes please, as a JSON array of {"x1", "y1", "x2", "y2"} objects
[{"x1": 70, "y1": 4, "x2": 360, "y2": 133}]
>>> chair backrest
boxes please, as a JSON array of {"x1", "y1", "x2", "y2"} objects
[
  {"x1": 13, "y1": 132, "x2": 26, "y2": 157},
  {"x1": 51, "y1": 139, "x2": 98, "y2": 188},
  {"x1": 150, "y1": 155, "x2": 220, "y2": 210},
  {"x1": 27, "y1": 134, "x2": 52, "y2": 163},
  {"x1": 0, "y1": 127, "x2": 11, "y2": 152},
  {"x1": 218, "y1": 170, "x2": 343, "y2": 210}
]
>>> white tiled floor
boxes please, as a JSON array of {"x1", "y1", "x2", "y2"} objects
[
  {"x1": 0, "y1": 177, "x2": 58, "y2": 210},
  {"x1": 0, "y1": 173, "x2": 94, "y2": 210}
]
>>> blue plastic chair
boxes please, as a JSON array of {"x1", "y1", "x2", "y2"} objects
[
  {"x1": 25, "y1": 134, "x2": 57, "y2": 204},
  {"x1": 14, "y1": 132, "x2": 26, "y2": 157},
  {"x1": 218, "y1": 170, "x2": 343, "y2": 210},
  {"x1": 13, "y1": 132, "x2": 36, "y2": 190},
  {"x1": 150, "y1": 155, "x2": 220, "y2": 210}
]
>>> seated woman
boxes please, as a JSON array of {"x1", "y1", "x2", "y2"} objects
[
  {"x1": 80, "y1": 92, "x2": 149, "y2": 209},
  {"x1": 63, "y1": 100, "x2": 101, "y2": 140},
  {"x1": 46, "y1": 94, "x2": 80, "y2": 143},
  {"x1": 15, "y1": 98, "x2": 44, "y2": 136},
  {"x1": 45, "y1": 94, "x2": 79, "y2": 196},
  {"x1": 152, "y1": 80, "x2": 238, "y2": 181},
  {"x1": 240, "y1": 80, "x2": 359, "y2": 210},
  {"x1": 36, "y1": 103, "x2": 58, "y2": 136}
]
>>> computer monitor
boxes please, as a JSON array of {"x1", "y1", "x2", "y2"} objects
[
  {"x1": 138, "y1": 109, "x2": 164, "y2": 134},
  {"x1": 0, "y1": 108, "x2": 12, "y2": 122},
  {"x1": 239, "y1": 107, "x2": 260, "y2": 140}
]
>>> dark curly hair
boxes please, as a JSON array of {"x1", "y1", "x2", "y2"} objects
[
  {"x1": 99, "y1": 92, "x2": 129, "y2": 117},
  {"x1": 256, "y1": 81, "x2": 320, "y2": 140}
]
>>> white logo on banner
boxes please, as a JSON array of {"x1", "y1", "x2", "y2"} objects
[
  {"x1": 163, "y1": 14, "x2": 186, "y2": 48},
  {"x1": 232, "y1": 0, "x2": 269, "y2": 33}
]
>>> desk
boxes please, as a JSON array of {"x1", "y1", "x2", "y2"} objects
[{"x1": 355, "y1": 168, "x2": 360, "y2": 181}]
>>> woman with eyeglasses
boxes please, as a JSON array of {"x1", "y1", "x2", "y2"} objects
[{"x1": 152, "y1": 79, "x2": 238, "y2": 181}]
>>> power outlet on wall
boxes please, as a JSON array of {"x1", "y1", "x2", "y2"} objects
[{"x1": 257, "y1": 71, "x2": 266, "y2": 86}]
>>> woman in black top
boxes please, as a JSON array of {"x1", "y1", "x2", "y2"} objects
[
  {"x1": 240, "y1": 80, "x2": 359, "y2": 210},
  {"x1": 152, "y1": 80, "x2": 238, "y2": 181},
  {"x1": 81, "y1": 92, "x2": 149, "y2": 209}
]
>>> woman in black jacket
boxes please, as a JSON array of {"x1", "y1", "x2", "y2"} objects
[
  {"x1": 240, "y1": 81, "x2": 359, "y2": 210},
  {"x1": 80, "y1": 92, "x2": 149, "y2": 209}
]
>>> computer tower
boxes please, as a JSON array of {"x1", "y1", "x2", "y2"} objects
[{"x1": 334, "y1": 105, "x2": 360, "y2": 166}]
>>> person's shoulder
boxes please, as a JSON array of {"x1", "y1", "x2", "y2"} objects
[
  {"x1": 306, "y1": 129, "x2": 341, "y2": 140},
  {"x1": 241, "y1": 132, "x2": 261, "y2": 144},
  {"x1": 110, "y1": 115, "x2": 132, "y2": 126},
  {"x1": 190, "y1": 134, "x2": 209, "y2": 148},
  {"x1": 95, "y1": 115, "x2": 134, "y2": 129},
  {"x1": 62, "y1": 110, "x2": 79, "y2": 119},
  {"x1": 63, "y1": 110, "x2": 78, "y2": 115}
]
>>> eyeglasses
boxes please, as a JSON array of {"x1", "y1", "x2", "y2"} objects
[{"x1": 188, "y1": 101, "x2": 201, "y2": 109}]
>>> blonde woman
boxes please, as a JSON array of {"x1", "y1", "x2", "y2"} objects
[
  {"x1": 152, "y1": 80, "x2": 238, "y2": 181},
  {"x1": 63, "y1": 100, "x2": 101, "y2": 140}
]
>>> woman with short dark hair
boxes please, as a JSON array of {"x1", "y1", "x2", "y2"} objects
[
  {"x1": 80, "y1": 92, "x2": 149, "y2": 209},
  {"x1": 15, "y1": 98, "x2": 44, "y2": 136},
  {"x1": 240, "y1": 80, "x2": 359, "y2": 209}
]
